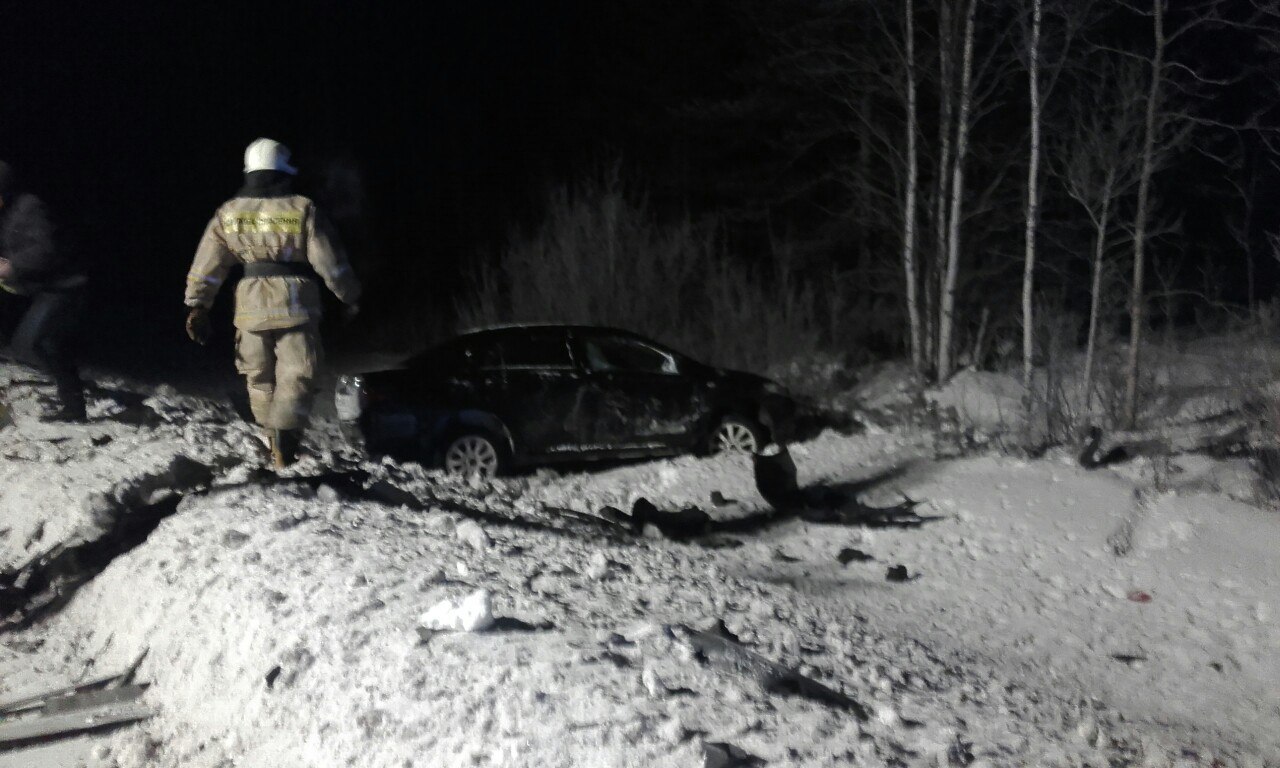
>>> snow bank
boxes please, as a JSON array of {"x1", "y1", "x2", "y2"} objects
[
  {"x1": 0, "y1": 364, "x2": 260, "y2": 571},
  {"x1": 1, "y1": 364, "x2": 1276, "y2": 766}
]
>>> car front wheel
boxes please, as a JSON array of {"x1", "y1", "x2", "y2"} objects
[
  {"x1": 442, "y1": 433, "x2": 507, "y2": 477},
  {"x1": 710, "y1": 417, "x2": 766, "y2": 455}
]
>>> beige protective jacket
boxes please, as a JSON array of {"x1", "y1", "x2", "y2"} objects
[{"x1": 185, "y1": 195, "x2": 361, "y2": 332}]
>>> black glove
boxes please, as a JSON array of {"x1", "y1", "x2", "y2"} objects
[
  {"x1": 185, "y1": 307, "x2": 212, "y2": 345},
  {"x1": 342, "y1": 303, "x2": 360, "y2": 323}
]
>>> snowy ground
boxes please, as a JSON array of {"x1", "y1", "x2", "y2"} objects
[{"x1": 1, "y1": 361, "x2": 1277, "y2": 767}]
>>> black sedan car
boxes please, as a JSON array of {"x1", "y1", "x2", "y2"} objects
[{"x1": 335, "y1": 324, "x2": 797, "y2": 475}]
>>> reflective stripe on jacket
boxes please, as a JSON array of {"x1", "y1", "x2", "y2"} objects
[{"x1": 184, "y1": 195, "x2": 360, "y2": 332}]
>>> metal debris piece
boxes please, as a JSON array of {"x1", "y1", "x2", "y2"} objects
[
  {"x1": 0, "y1": 700, "x2": 153, "y2": 745},
  {"x1": 665, "y1": 623, "x2": 869, "y2": 719},
  {"x1": 837, "y1": 548, "x2": 874, "y2": 565},
  {"x1": 0, "y1": 648, "x2": 148, "y2": 717}
]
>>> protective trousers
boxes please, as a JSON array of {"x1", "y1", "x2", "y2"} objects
[
  {"x1": 10, "y1": 287, "x2": 86, "y2": 412},
  {"x1": 235, "y1": 323, "x2": 322, "y2": 430}
]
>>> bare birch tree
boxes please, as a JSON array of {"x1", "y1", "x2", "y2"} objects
[
  {"x1": 1060, "y1": 58, "x2": 1145, "y2": 410},
  {"x1": 936, "y1": 0, "x2": 978, "y2": 380},
  {"x1": 903, "y1": 0, "x2": 924, "y2": 375},
  {"x1": 1117, "y1": 0, "x2": 1252, "y2": 424},
  {"x1": 1020, "y1": 0, "x2": 1043, "y2": 420},
  {"x1": 1123, "y1": 0, "x2": 1164, "y2": 427}
]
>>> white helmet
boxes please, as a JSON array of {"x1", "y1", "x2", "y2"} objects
[{"x1": 243, "y1": 138, "x2": 298, "y2": 175}]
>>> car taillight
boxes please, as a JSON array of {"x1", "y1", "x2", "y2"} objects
[{"x1": 334, "y1": 375, "x2": 367, "y2": 421}]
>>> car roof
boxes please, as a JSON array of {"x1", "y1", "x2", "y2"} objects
[{"x1": 455, "y1": 323, "x2": 645, "y2": 339}]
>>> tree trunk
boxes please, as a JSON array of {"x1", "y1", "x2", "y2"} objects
[
  {"x1": 903, "y1": 0, "x2": 924, "y2": 374},
  {"x1": 938, "y1": 0, "x2": 978, "y2": 380},
  {"x1": 1124, "y1": 0, "x2": 1164, "y2": 427},
  {"x1": 928, "y1": 0, "x2": 955, "y2": 378},
  {"x1": 971, "y1": 304, "x2": 991, "y2": 369},
  {"x1": 1021, "y1": 0, "x2": 1043, "y2": 430},
  {"x1": 1082, "y1": 173, "x2": 1114, "y2": 411},
  {"x1": 1245, "y1": 168, "x2": 1258, "y2": 312}
]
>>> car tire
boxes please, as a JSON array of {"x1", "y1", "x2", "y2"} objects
[
  {"x1": 709, "y1": 416, "x2": 767, "y2": 455},
  {"x1": 440, "y1": 431, "x2": 510, "y2": 478}
]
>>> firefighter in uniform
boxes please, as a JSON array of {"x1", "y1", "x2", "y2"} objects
[{"x1": 184, "y1": 139, "x2": 360, "y2": 468}]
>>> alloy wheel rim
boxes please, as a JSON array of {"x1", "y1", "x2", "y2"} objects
[
  {"x1": 445, "y1": 436, "x2": 499, "y2": 476},
  {"x1": 715, "y1": 422, "x2": 758, "y2": 454}
]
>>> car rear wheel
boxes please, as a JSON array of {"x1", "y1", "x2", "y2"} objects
[
  {"x1": 442, "y1": 433, "x2": 507, "y2": 478},
  {"x1": 711, "y1": 417, "x2": 765, "y2": 455}
]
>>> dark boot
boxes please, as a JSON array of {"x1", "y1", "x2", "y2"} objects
[
  {"x1": 271, "y1": 429, "x2": 302, "y2": 470},
  {"x1": 253, "y1": 428, "x2": 274, "y2": 463},
  {"x1": 13, "y1": 287, "x2": 87, "y2": 424}
]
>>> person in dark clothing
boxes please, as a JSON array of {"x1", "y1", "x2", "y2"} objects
[{"x1": 0, "y1": 160, "x2": 88, "y2": 422}]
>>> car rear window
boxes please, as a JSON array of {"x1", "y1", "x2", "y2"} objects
[{"x1": 581, "y1": 336, "x2": 679, "y2": 374}]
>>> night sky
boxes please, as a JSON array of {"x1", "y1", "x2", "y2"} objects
[
  {"x1": 2, "y1": 1, "x2": 1278, "y2": 375},
  {"x1": 0, "y1": 0, "x2": 721, "y2": 369}
]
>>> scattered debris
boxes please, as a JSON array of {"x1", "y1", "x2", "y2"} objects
[
  {"x1": 948, "y1": 735, "x2": 976, "y2": 765},
  {"x1": 656, "y1": 623, "x2": 870, "y2": 719},
  {"x1": 0, "y1": 657, "x2": 141, "y2": 717},
  {"x1": 630, "y1": 498, "x2": 712, "y2": 540},
  {"x1": 0, "y1": 651, "x2": 153, "y2": 747},
  {"x1": 710, "y1": 491, "x2": 737, "y2": 507},
  {"x1": 885, "y1": 565, "x2": 915, "y2": 582},
  {"x1": 0, "y1": 697, "x2": 153, "y2": 746},
  {"x1": 705, "y1": 618, "x2": 744, "y2": 644},
  {"x1": 1078, "y1": 417, "x2": 1256, "y2": 470},
  {"x1": 595, "y1": 506, "x2": 631, "y2": 529},
  {"x1": 455, "y1": 520, "x2": 491, "y2": 550},
  {"x1": 641, "y1": 666, "x2": 666, "y2": 697},
  {"x1": 221, "y1": 529, "x2": 251, "y2": 549},
  {"x1": 419, "y1": 589, "x2": 494, "y2": 632},
  {"x1": 755, "y1": 444, "x2": 930, "y2": 526},
  {"x1": 837, "y1": 547, "x2": 874, "y2": 565},
  {"x1": 0, "y1": 457, "x2": 216, "y2": 630},
  {"x1": 702, "y1": 741, "x2": 764, "y2": 767},
  {"x1": 584, "y1": 551, "x2": 610, "y2": 579},
  {"x1": 489, "y1": 616, "x2": 554, "y2": 632}
]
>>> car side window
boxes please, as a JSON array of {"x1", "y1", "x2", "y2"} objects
[
  {"x1": 494, "y1": 330, "x2": 575, "y2": 371},
  {"x1": 476, "y1": 340, "x2": 503, "y2": 371},
  {"x1": 582, "y1": 336, "x2": 679, "y2": 375}
]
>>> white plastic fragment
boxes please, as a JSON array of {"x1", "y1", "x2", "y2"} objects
[
  {"x1": 585, "y1": 551, "x2": 610, "y2": 579},
  {"x1": 419, "y1": 589, "x2": 494, "y2": 632},
  {"x1": 456, "y1": 520, "x2": 491, "y2": 550},
  {"x1": 875, "y1": 704, "x2": 900, "y2": 727},
  {"x1": 641, "y1": 666, "x2": 666, "y2": 697}
]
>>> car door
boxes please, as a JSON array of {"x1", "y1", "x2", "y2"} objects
[
  {"x1": 573, "y1": 332, "x2": 702, "y2": 453},
  {"x1": 354, "y1": 339, "x2": 486, "y2": 454},
  {"x1": 486, "y1": 328, "x2": 587, "y2": 457}
]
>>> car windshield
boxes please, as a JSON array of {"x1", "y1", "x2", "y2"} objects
[{"x1": 582, "y1": 336, "x2": 680, "y2": 375}]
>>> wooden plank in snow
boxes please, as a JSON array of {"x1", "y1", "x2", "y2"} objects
[
  {"x1": 0, "y1": 673, "x2": 121, "y2": 717},
  {"x1": 0, "y1": 648, "x2": 147, "y2": 717},
  {"x1": 0, "y1": 701, "x2": 153, "y2": 745}
]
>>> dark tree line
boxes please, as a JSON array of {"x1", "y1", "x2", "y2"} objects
[{"x1": 532, "y1": 0, "x2": 1280, "y2": 426}]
